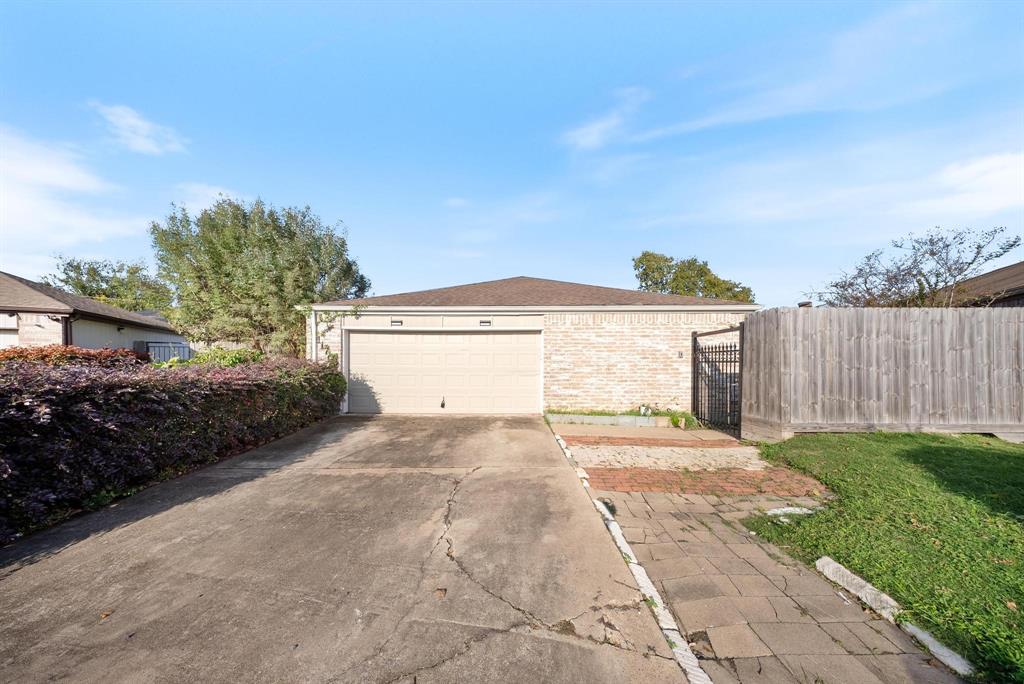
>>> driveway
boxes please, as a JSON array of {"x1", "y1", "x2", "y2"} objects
[{"x1": 0, "y1": 416, "x2": 680, "y2": 683}]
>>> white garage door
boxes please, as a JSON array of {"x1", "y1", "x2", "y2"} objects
[{"x1": 347, "y1": 331, "x2": 541, "y2": 414}]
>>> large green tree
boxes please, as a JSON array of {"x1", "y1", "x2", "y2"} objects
[
  {"x1": 151, "y1": 198, "x2": 370, "y2": 355},
  {"x1": 43, "y1": 257, "x2": 173, "y2": 312},
  {"x1": 633, "y1": 251, "x2": 755, "y2": 303}
]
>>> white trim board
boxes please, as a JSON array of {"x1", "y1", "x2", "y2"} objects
[{"x1": 311, "y1": 304, "x2": 760, "y2": 314}]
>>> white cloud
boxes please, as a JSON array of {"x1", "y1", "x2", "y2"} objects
[
  {"x1": 443, "y1": 197, "x2": 470, "y2": 208},
  {"x1": 561, "y1": 87, "x2": 650, "y2": 151},
  {"x1": 899, "y1": 153, "x2": 1024, "y2": 219},
  {"x1": 1, "y1": 128, "x2": 111, "y2": 193},
  {"x1": 0, "y1": 127, "x2": 146, "y2": 278},
  {"x1": 635, "y1": 141, "x2": 1023, "y2": 251},
  {"x1": 89, "y1": 101, "x2": 187, "y2": 155},
  {"x1": 633, "y1": 4, "x2": 962, "y2": 141},
  {"x1": 176, "y1": 182, "x2": 243, "y2": 211}
]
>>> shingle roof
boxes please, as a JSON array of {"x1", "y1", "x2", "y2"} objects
[
  {"x1": 0, "y1": 271, "x2": 178, "y2": 332},
  {"x1": 321, "y1": 276, "x2": 756, "y2": 308},
  {"x1": 955, "y1": 260, "x2": 1024, "y2": 303}
]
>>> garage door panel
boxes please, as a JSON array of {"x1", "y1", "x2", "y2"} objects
[
  {"x1": 348, "y1": 331, "x2": 540, "y2": 414},
  {"x1": 445, "y1": 373, "x2": 469, "y2": 388}
]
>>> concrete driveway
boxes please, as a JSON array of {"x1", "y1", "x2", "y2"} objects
[{"x1": 0, "y1": 416, "x2": 680, "y2": 683}]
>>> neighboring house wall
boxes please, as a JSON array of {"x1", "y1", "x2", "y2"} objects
[
  {"x1": 70, "y1": 318, "x2": 186, "y2": 349},
  {"x1": 993, "y1": 292, "x2": 1024, "y2": 307},
  {"x1": 542, "y1": 311, "x2": 747, "y2": 412},
  {"x1": 16, "y1": 313, "x2": 65, "y2": 347},
  {"x1": 0, "y1": 312, "x2": 20, "y2": 349}
]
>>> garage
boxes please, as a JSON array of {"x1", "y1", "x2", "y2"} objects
[
  {"x1": 308, "y1": 276, "x2": 758, "y2": 416},
  {"x1": 346, "y1": 330, "x2": 542, "y2": 414}
]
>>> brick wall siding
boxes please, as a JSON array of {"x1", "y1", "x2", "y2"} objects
[
  {"x1": 542, "y1": 311, "x2": 747, "y2": 413},
  {"x1": 17, "y1": 313, "x2": 64, "y2": 346},
  {"x1": 307, "y1": 313, "x2": 343, "y2": 367}
]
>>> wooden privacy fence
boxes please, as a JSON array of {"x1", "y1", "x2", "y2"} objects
[{"x1": 741, "y1": 307, "x2": 1024, "y2": 441}]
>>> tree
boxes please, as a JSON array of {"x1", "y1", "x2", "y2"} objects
[
  {"x1": 150, "y1": 198, "x2": 370, "y2": 355},
  {"x1": 811, "y1": 226, "x2": 1021, "y2": 307},
  {"x1": 633, "y1": 251, "x2": 755, "y2": 303},
  {"x1": 42, "y1": 257, "x2": 173, "y2": 312}
]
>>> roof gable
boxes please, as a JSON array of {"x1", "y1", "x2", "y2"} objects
[
  {"x1": 320, "y1": 276, "x2": 755, "y2": 308},
  {"x1": 0, "y1": 271, "x2": 178, "y2": 332}
]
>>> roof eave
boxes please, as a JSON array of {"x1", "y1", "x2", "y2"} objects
[
  {"x1": 75, "y1": 312, "x2": 179, "y2": 334},
  {"x1": 309, "y1": 303, "x2": 761, "y2": 313},
  {"x1": 0, "y1": 305, "x2": 73, "y2": 315}
]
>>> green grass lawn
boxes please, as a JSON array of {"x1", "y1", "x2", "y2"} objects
[{"x1": 745, "y1": 432, "x2": 1024, "y2": 683}]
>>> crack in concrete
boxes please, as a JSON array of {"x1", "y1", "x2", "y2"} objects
[
  {"x1": 439, "y1": 470, "x2": 655, "y2": 658},
  {"x1": 343, "y1": 463, "x2": 665, "y2": 682},
  {"x1": 380, "y1": 622, "x2": 527, "y2": 684},
  {"x1": 328, "y1": 468, "x2": 482, "y2": 683},
  {"x1": 425, "y1": 466, "x2": 481, "y2": 571}
]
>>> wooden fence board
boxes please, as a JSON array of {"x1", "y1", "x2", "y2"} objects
[{"x1": 741, "y1": 307, "x2": 1024, "y2": 440}]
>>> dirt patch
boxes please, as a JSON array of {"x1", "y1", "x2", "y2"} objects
[
  {"x1": 585, "y1": 466, "x2": 828, "y2": 497},
  {"x1": 571, "y1": 445, "x2": 766, "y2": 471},
  {"x1": 563, "y1": 436, "x2": 739, "y2": 448}
]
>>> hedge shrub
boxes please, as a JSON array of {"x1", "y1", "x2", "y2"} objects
[
  {"x1": 0, "y1": 358, "x2": 345, "y2": 544},
  {"x1": 0, "y1": 345, "x2": 148, "y2": 366}
]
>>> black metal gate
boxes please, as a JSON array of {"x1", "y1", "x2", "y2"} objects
[{"x1": 692, "y1": 327, "x2": 742, "y2": 433}]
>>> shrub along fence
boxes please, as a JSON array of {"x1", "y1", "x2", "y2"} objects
[
  {"x1": 741, "y1": 307, "x2": 1024, "y2": 441},
  {"x1": 0, "y1": 355, "x2": 345, "y2": 544}
]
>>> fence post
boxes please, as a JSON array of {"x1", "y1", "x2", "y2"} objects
[
  {"x1": 691, "y1": 331, "x2": 698, "y2": 419},
  {"x1": 737, "y1": 322, "x2": 745, "y2": 434}
]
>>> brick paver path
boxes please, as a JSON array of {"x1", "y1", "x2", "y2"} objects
[
  {"x1": 587, "y1": 467, "x2": 829, "y2": 498},
  {"x1": 595, "y1": 489, "x2": 961, "y2": 684}
]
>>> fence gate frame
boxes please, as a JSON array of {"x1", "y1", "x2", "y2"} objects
[{"x1": 691, "y1": 324, "x2": 744, "y2": 434}]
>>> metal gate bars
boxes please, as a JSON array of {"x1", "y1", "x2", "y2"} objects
[{"x1": 691, "y1": 326, "x2": 743, "y2": 434}]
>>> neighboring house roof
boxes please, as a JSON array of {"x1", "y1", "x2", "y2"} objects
[
  {"x1": 0, "y1": 271, "x2": 179, "y2": 333},
  {"x1": 318, "y1": 276, "x2": 758, "y2": 309},
  {"x1": 952, "y1": 260, "x2": 1024, "y2": 304}
]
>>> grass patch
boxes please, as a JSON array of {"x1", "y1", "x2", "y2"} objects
[{"x1": 745, "y1": 432, "x2": 1024, "y2": 683}]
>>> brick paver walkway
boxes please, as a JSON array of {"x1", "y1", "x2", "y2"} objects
[{"x1": 595, "y1": 489, "x2": 961, "y2": 684}]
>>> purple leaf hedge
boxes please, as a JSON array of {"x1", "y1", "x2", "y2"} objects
[{"x1": 0, "y1": 358, "x2": 345, "y2": 544}]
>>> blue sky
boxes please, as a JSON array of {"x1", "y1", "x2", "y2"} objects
[{"x1": 1, "y1": 1, "x2": 1021, "y2": 306}]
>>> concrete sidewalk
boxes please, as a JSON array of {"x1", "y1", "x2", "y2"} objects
[{"x1": 0, "y1": 416, "x2": 682, "y2": 683}]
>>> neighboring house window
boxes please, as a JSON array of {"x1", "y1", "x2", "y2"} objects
[{"x1": 0, "y1": 313, "x2": 18, "y2": 349}]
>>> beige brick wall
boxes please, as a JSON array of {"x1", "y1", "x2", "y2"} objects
[
  {"x1": 543, "y1": 311, "x2": 747, "y2": 413},
  {"x1": 17, "y1": 313, "x2": 64, "y2": 347},
  {"x1": 307, "y1": 313, "x2": 343, "y2": 368}
]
